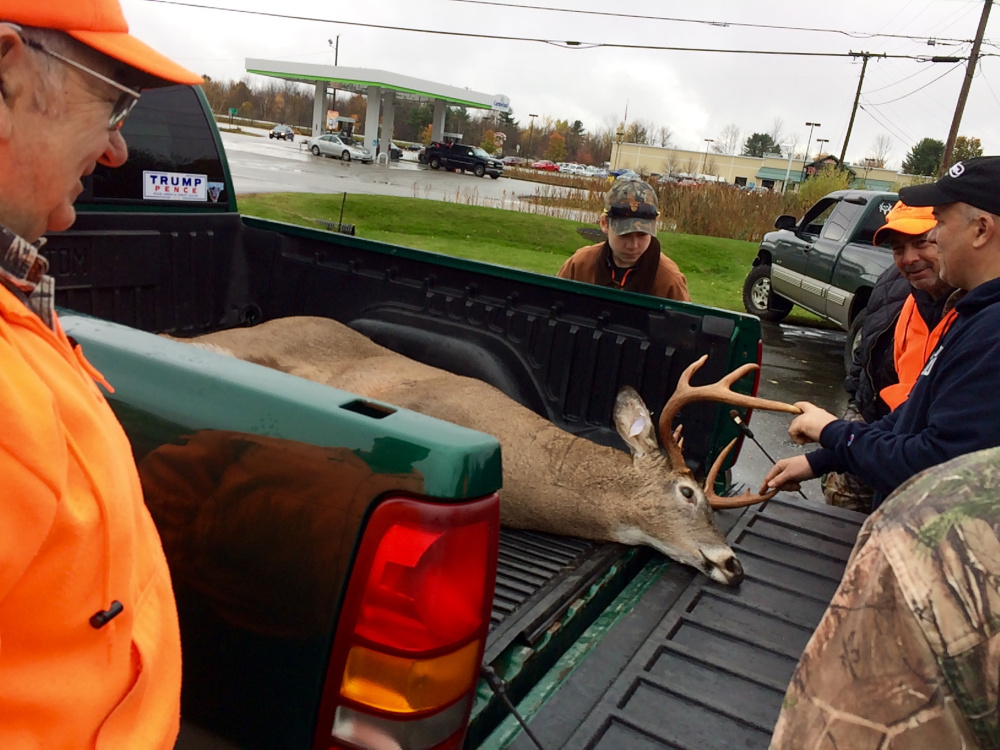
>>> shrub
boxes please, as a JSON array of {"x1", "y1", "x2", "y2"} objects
[{"x1": 792, "y1": 164, "x2": 852, "y2": 212}]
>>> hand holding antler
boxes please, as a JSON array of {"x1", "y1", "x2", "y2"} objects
[
  {"x1": 788, "y1": 402, "x2": 838, "y2": 444},
  {"x1": 760, "y1": 455, "x2": 816, "y2": 495}
]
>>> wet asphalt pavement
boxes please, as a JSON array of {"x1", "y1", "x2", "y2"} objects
[
  {"x1": 222, "y1": 130, "x2": 852, "y2": 505},
  {"x1": 731, "y1": 322, "x2": 850, "y2": 504}
]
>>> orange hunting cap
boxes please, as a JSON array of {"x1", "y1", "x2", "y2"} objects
[
  {"x1": 873, "y1": 201, "x2": 937, "y2": 246},
  {"x1": 5, "y1": 0, "x2": 203, "y2": 85}
]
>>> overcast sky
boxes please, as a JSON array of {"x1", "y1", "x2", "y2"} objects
[{"x1": 123, "y1": 0, "x2": 999, "y2": 169}]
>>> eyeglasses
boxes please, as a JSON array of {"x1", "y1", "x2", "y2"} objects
[
  {"x1": 10, "y1": 25, "x2": 141, "y2": 130},
  {"x1": 606, "y1": 201, "x2": 659, "y2": 221}
]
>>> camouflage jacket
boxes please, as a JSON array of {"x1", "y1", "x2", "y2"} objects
[{"x1": 771, "y1": 446, "x2": 1000, "y2": 749}]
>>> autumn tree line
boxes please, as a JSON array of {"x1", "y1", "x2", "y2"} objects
[
  {"x1": 202, "y1": 76, "x2": 982, "y2": 174},
  {"x1": 202, "y1": 75, "x2": 680, "y2": 164},
  {"x1": 711, "y1": 119, "x2": 984, "y2": 176}
]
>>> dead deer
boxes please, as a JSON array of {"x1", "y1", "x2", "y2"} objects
[{"x1": 173, "y1": 316, "x2": 799, "y2": 586}]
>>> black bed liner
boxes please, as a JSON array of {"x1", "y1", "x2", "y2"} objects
[{"x1": 501, "y1": 496, "x2": 865, "y2": 749}]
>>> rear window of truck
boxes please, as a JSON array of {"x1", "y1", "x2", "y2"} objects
[{"x1": 78, "y1": 85, "x2": 230, "y2": 208}]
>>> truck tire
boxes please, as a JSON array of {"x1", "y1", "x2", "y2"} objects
[
  {"x1": 845, "y1": 310, "x2": 866, "y2": 372},
  {"x1": 474, "y1": 164, "x2": 486, "y2": 178},
  {"x1": 429, "y1": 156, "x2": 441, "y2": 170},
  {"x1": 311, "y1": 145, "x2": 321, "y2": 156},
  {"x1": 342, "y1": 151, "x2": 351, "y2": 162},
  {"x1": 742, "y1": 265, "x2": 792, "y2": 322}
]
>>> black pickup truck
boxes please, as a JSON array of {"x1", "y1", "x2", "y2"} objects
[
  {"x1": 54, "y1": 84, "x2": 861, "y2": 750},
  {"x1": 419, "y1": 141, "x2": 504, "y2": 178}
]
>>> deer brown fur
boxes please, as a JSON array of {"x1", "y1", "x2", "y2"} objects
[{"x1": 175, "y1": 316, "x2": 794, "y2": 585}]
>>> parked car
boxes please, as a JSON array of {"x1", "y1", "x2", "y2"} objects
[
  {"x1": 420, "y1": 142, "x2": 503, "y2": 178},
  {"x1": 609, "y1": 168, "x2": 640, "y2": 179},
  {"x1": 559, "y1": 163, "x2": 588, "y2": 176},
  {"x1": 531, "y1": 159, "x2": 559, "y2": 171},
  {"x1": 377, "y1": 142, "x2": 403, "y2": 160},
  {"x1": 405, "y1": 142, "x2": 424, "y2": 151},
  {"x1": 307, "y1": 133, "x2": 373, "y2": 163},
  {"x1": 269, "y1": 124, "x2": 295, "y2": 141},
  {"x1": 501, "y1": 155, "x2": 527, "y2": 166}
]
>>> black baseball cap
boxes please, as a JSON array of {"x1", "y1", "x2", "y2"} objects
[{"x1": 899, "y1": 156, "x2": 1000, "y2": 216}]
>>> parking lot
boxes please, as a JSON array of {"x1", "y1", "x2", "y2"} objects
[{"x1": 220, "y1": 127, "x2": 551, "y2": 208}]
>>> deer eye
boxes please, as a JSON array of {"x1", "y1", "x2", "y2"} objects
[{"x1": 681, "y1": 486, "x2": 694, "y2": 500}]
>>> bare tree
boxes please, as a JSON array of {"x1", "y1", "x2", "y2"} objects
[
  {"x1": 712, "y1": 123, "x2": 741, "y2": 155},
  {"x1": 867, "y1": 134, "x2": 893, "y2": 169},
  {"x1": 768, "y1": 117, "x2": 786, "y2": 150},
  {"x1": 655, "y1": 125, "x2": 674, "y2": 148},
  {"x1": 623, "y1": 118, "x2": 656, "y2": 145}
]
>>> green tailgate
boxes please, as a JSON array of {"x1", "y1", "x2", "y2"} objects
[{"x1": 61, "y1": 312, "x2": 502, "y2": 499}]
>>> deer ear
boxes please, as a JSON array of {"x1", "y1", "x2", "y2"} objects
[{"x1": 614, "y1": 386, "x2": 659, "y2": 457}]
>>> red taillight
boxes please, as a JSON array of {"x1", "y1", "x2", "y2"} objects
[{"x1": 313, "y1": 494, "x2": 500, "y2": 750}]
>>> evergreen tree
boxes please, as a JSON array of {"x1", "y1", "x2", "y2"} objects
[
  {"x1": 902, "y1": 138, "x2": 945, "y2": 176},
  {"x1": 742, "y1": 133, "x2": 780, "y2": 157}
]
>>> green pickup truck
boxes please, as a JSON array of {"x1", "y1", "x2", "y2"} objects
[
  {"x1": 742, "y1": 190, "x2": 898, "y2": 366},
  {"x1": 53, "y1": 84, "x2": 862, "y2": 750}
]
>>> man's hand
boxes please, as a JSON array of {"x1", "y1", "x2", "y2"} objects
[
  {"x1": 761, "y1": 455, "x2": 815, "y2": 494},
  {"x1": 788, "y1": 401, "x2": 838, "y2": 445}
]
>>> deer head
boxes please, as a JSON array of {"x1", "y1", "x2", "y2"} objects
[{"x1": 610, "y1": 355, "x2": 801, "y2": 585}]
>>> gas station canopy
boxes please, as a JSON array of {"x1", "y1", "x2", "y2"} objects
[{"x1": 245, "y1": 58, "x2": 510, "y2": 152}]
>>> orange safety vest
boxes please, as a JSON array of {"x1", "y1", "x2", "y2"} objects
[
  {"x1": 0, "y1": 284, "x2": 181, "y2": 749},
  {"x1": 880, "y1": 294, "x2": 958, "y2": 411}
]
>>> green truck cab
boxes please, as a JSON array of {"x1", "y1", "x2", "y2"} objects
[
  {"x1": 53, "y1": 85, "x2": 860, "y2": 750},
  {"x1": 742, "y1": 190, "x2": 898, "y2": 364}
]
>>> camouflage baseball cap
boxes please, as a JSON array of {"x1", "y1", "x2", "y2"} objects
[{"x1": 604, "y1": 179, "x2": 659, "y2": 235}]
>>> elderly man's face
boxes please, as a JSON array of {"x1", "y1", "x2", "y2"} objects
[
  {"x1": 5, "y1": 34, "x2": 129, "y2": 241},
  {"x1": 889, "y1": 231, "x2": 951, "y2": 297}
]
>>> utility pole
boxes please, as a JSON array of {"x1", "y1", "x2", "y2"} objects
[
  {"x1": 939, "y1": 0, "x2": 993, "y2": 175},
  {"x1": 839, "y1": 52, "x2": 883, "y2": 167}
]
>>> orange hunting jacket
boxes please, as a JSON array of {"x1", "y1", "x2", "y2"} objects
[
  {"x1": 880, "y1": 293, "x2": 958, "y2": 412},
  {"x1": 0, "y1": 284, "x2": 181, "y2": 749}
]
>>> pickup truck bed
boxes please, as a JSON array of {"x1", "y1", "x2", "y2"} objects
[
  {"x1": 56, "y1": 84, "x2": 863, "y2": 749},
  {"x1": 498, "y1": 498, "x2": 862, "y2": 749}
]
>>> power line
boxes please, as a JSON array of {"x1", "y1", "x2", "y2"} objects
[
  {"x1": 863, "y1": 59, "x2": 956, "y2": 94},
  {"x1": 141, "y1": 0, "x2": 981, "y2": 60},
  {"x1": 863, "y1": 61, "x2": 965, "y2": 105},
  {"x1": 442, "y1": 0, "x2": 985, "y2": 47},
  {"x1": 858, "y1": 104, "x2": 916, "y2": 149},
  {"x1": 978, "y1": 65, "x2": 1000, "y2": 108}
]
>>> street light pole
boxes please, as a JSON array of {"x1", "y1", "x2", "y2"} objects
[
  {"x1": 803, "y1": 121, "x2": 820, "y2": 179},
  {"x1": 782, "y1": 146, "x2": 795, "y2": 194},
  {"x1": 527, "y1": 113, "x2": 538, "y2": 159},
  {"x1": 702, "y1": 138, "x2": 714, "y2": 177},
  {"x1": 816, "y1": 138, "x2": 830, "y2": 157},
  {"x1": 327, "y1": 36, "x2": 340, "y2": 119}
]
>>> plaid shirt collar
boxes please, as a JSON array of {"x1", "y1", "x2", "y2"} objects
[{"x1": 0, "y1": 225, "x2": 54, "y2": 328}]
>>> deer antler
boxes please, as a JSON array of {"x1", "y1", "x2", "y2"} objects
[
  {"x1": 657, "y1": 355, "x2": 802, "y2": 508},
  {"x1": 703, "y1": 438, "x2": 780, "y2": 508}
]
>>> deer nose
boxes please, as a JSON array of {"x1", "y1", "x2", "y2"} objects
[
  {"x1": 700, "y1": 546, "x2": 745, "y2": 586},
  {"x1": 724, "y1": 556, "x2": 744, "y2": 586}
]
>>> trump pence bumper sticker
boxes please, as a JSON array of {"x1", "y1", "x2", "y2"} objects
[{"x1": 143, "y1": 171, "x2": 208, "y2": 201}]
